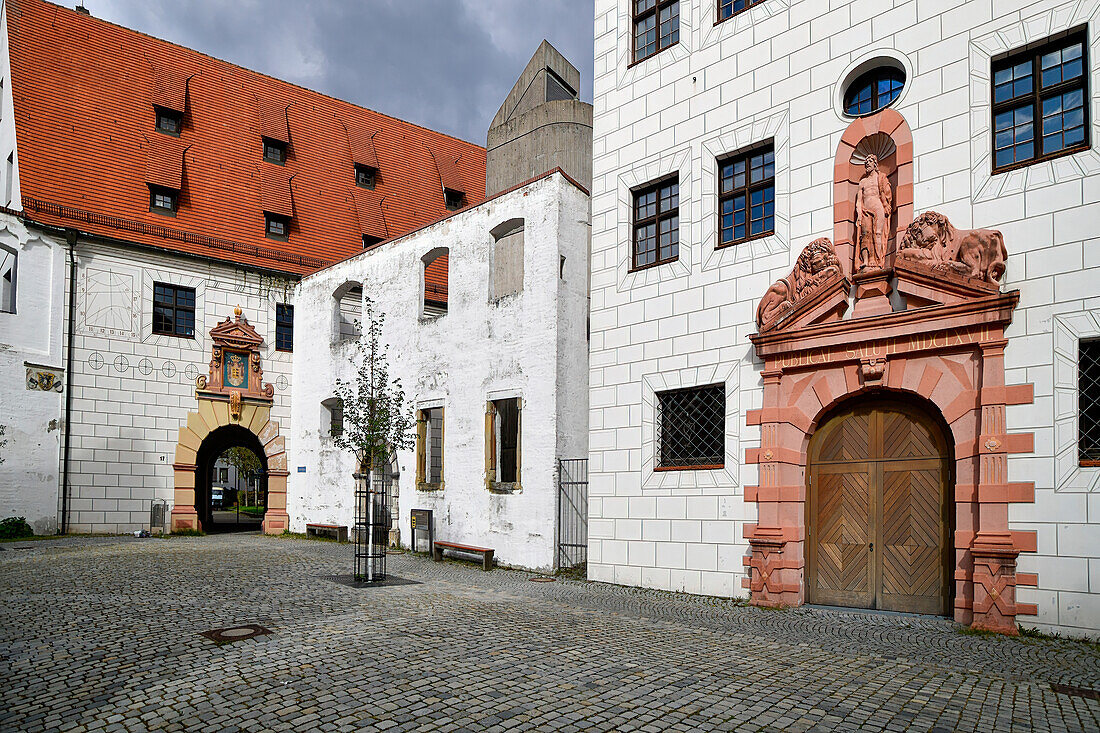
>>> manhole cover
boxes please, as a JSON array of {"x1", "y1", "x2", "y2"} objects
[
  {"x1": 528, "y1": 576, "x2": 555, "y2": 583},
  {"x1": 200, "y1": 624, "x2": 272, "y2": 644}
]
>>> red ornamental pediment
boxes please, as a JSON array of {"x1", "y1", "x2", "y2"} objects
[
  {"x1": 197, "y1": 306, "x2": 274, "y2": 403},
  {"x1": 209, "y1": 313, "x2": 265, "y2": 350}
]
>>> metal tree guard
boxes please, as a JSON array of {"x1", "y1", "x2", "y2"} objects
[{"x1": 353, "y1": 470, "x2": 390, "y2": 582}]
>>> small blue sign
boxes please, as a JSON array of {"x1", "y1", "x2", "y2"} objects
[{"x1": 297, "y1": 466, "x2": 307, "y2": 473}]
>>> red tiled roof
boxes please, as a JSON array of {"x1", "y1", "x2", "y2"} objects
[
  {"x1": 351, "y1": 188, "x2": 388, "y2": 240},
  {"x1": 150, "y1": 64, "x2": 189, "y2": 113},
  {"x1": 430, "y1": 148, "x2": 466, "y2": 194},
  {"x1": 259, "y1": 168, "x2": 294, "y2": 217},
  {"x1": 256, "y1": 96, "x2": 290, "y2": 144},
  {"x1": 345, "y1": 124, "x2": 380, "y2": 170},
  {"x1": 144, "y1": 136, "x2": 187, "y2": 190},
  {"x1": 6, "y1": 0, "x2": 486, "y2": 276}
]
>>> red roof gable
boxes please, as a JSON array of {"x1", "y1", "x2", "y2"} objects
[{"x1": 5, "y1": 0, "x2": 486, "y2": 276}]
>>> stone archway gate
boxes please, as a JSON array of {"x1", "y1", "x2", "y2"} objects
[
  {"x1": 745, "y1": 108, "x2": 1037, "y2": 635},
  {"x1": 170, "y1": 307, "x2": 289, "y2": 534}
]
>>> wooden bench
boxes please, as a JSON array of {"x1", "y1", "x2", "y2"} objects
[
  {"x1": 432, "y1": 540, "x2": 494, "y2": 570},
  {"x1": 306, "y1": 523, "x2": 348, "y2": 542}
]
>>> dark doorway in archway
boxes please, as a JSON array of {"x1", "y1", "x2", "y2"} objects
[{"x1": 195, "y1": 425, "x2": 267, "y2": 533}]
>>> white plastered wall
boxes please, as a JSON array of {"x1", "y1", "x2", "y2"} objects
[{"x1": 288, "y1": 173, "x2": 590, "y2": 573}]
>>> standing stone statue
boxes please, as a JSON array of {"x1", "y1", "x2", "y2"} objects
[{"x1": 854, "y1": 154, "x2": 893, "y2": 272}]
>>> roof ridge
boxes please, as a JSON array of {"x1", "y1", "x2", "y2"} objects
[{"x1": 29, "y1": 0, "x2": 485, "y2": 149}]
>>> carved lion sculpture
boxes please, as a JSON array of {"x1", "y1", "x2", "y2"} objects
[
  {"x1": 898, "y1": 211, "x2": 1007, "y2": 283},
  {"x1": 756, "y1": 237, "x2": 842, "y2": 328}
]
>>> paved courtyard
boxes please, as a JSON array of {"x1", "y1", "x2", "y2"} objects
[{"x1": 1, "y1": 534, "x2": 1097, "y2": 732}]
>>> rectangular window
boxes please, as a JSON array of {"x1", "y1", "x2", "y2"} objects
[
  {"x1": 149, "y1": 185, "x2": 178, "y2": 215},
  {"x1": 1080, "y1": 339, "x2": 1100, "y2": 466},
  {"x1": 487, "y1": 398, "x2": 521, "y2": 488},
  {"x1": 417, "y1": 407, "x2": 444, "y2": 488},
  {"x1": 0, "y1": 245, "x2": 15, "y2": 314},
  {"x1": 719, "y1": 143, "x2": 775, "y2": 246},
  {"x1": 633, "y1": 0, "x2": 679, "y2": 63},
  {"x1": 219, "y1": 467, "x2": 228, "y2": 483},
  {"x1": 265, "y1": 213, "x2": 290, "y2": 241},
  {"x1": 152, "y1": 282, "x2": 196, "y2": 338},
  {"x1": 656, "y1": 384, "x2": 725, "y2": 470},
  {"x1": 718, "y1": 0, "x2": 765, "y2": 22},
  {"x1": 275, "y1": 303, "x2": 293, "y2": 352},
  {"x1": 355, "y1": 164, "x2": 376, "y2": 189},
  {"x1": 155, "y1": 107, "x2": 182, "y2": 136},
  {"x1": 263, "y1": 138, "x2": 287, "y2": 164},
  {"x1": 444, "y1": 189, "x2": 466, "y2": 211},
  {"x1": 992, "y1": 29, "x2": 1089, "y2": 172},
  {"x1": 632, "y1": 175, "x2": 679, "y2": 270}
]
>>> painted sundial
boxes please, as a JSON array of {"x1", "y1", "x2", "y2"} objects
[{"x1": 79, "y1": 269, "x2": 138, "y2": 338}]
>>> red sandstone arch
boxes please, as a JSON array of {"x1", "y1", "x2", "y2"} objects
[{"x1": 746, "y1": 302, "x2": 1037, "y2": 633}]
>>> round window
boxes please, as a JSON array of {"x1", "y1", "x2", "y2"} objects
[{"x1": 844, "y1": 67, "x2": 905, "y2": 116}]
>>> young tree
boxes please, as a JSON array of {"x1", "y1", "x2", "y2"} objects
[
  {"x1": 0, "y1": 424, "x2": 7, "y2": 465},
  {"x1": 332, "y1": 295, "x2": 414, "y2": 580}
]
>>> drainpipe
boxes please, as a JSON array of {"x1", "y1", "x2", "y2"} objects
[{"x1": 59, "y1": 228, "x2": 77, "y2": 534}]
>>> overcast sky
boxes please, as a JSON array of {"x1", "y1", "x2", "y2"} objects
[{"x1": 88, "y1": 0, "x2": 595, "y2": 145}]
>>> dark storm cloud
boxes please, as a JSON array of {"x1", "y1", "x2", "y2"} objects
[{"x1": 89, "y1": 0, "x2": 594, "y2": 144}]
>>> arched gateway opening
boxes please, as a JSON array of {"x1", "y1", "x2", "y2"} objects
[
  {"x1": 806, "y1": 395, "x2": 953, "y2": 615},
  {"x1": 170, "y1": 307, "x2": 289, "y2": 535},
  {"x1": 196, "y1": 426, "x2": 268, "y2": 532}
]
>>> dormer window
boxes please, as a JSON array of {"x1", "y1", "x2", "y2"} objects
[
  {"x1": 265, "y1": 212, "x2": 290, "y2": 241},
  {"x1": 263, "y1": 138, "x2": 286, "y2": 165},
  {"x1": 444, "y1": 189, "x2": 466, "y2": 211},
  {"x1": 155, "y1": 107, "x2": 182, "y2": 136},
  {"x1": 149, "y1": 185, "x2": 178, "y2": 215},
  {"x1": 355, "y1": 164, "x2": 376, "y2": 189},
  {"x1": 362, "y1": 234, "x2": 383, "y2": 248}
]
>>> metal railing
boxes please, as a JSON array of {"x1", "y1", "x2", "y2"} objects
[{"x1": 557, "y1": 458, "x2": 588, "y2": 571}]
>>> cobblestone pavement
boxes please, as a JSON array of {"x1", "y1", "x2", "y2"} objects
[{"x1": 1, "y1": 534, "x2": 1098, "y2": 732}]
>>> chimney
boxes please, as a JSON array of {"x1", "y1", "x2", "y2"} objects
[{"x1": 75, "y1": 3, "x2": 90, "y2": 14}]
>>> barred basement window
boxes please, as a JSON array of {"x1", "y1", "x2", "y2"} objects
[
  {"x1": 1080, "y1": 339, "x2": 1100, "y2": 466},
  {"x1": 633, "y1": 0, "x2": 679, "y2": 63},
  {"x1": 719, "y1": 142, "x2": 774, "y2": 246},
  {"x1": 656, "y1": 384, "x2": 725, "y2": 470},
  {"x1": 992, "y1": 28, "x2": 1089, "y2": 173},
  {"x1": 275, "y1": 303, "x2": 293, "y2": 352},
  {"x1": 718, "y1": 0, "x2": 766, "y2": 22},
  {"x1": 632, "y1": 175, "x2": 679, "y2": 270},
  {"x1": 152, "y1": 282, "x2": 195, "y2": 338}
]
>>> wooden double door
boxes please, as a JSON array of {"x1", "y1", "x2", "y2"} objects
[{"x1": 807, "y1": 399, "x2": 952, "y2": 615}]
